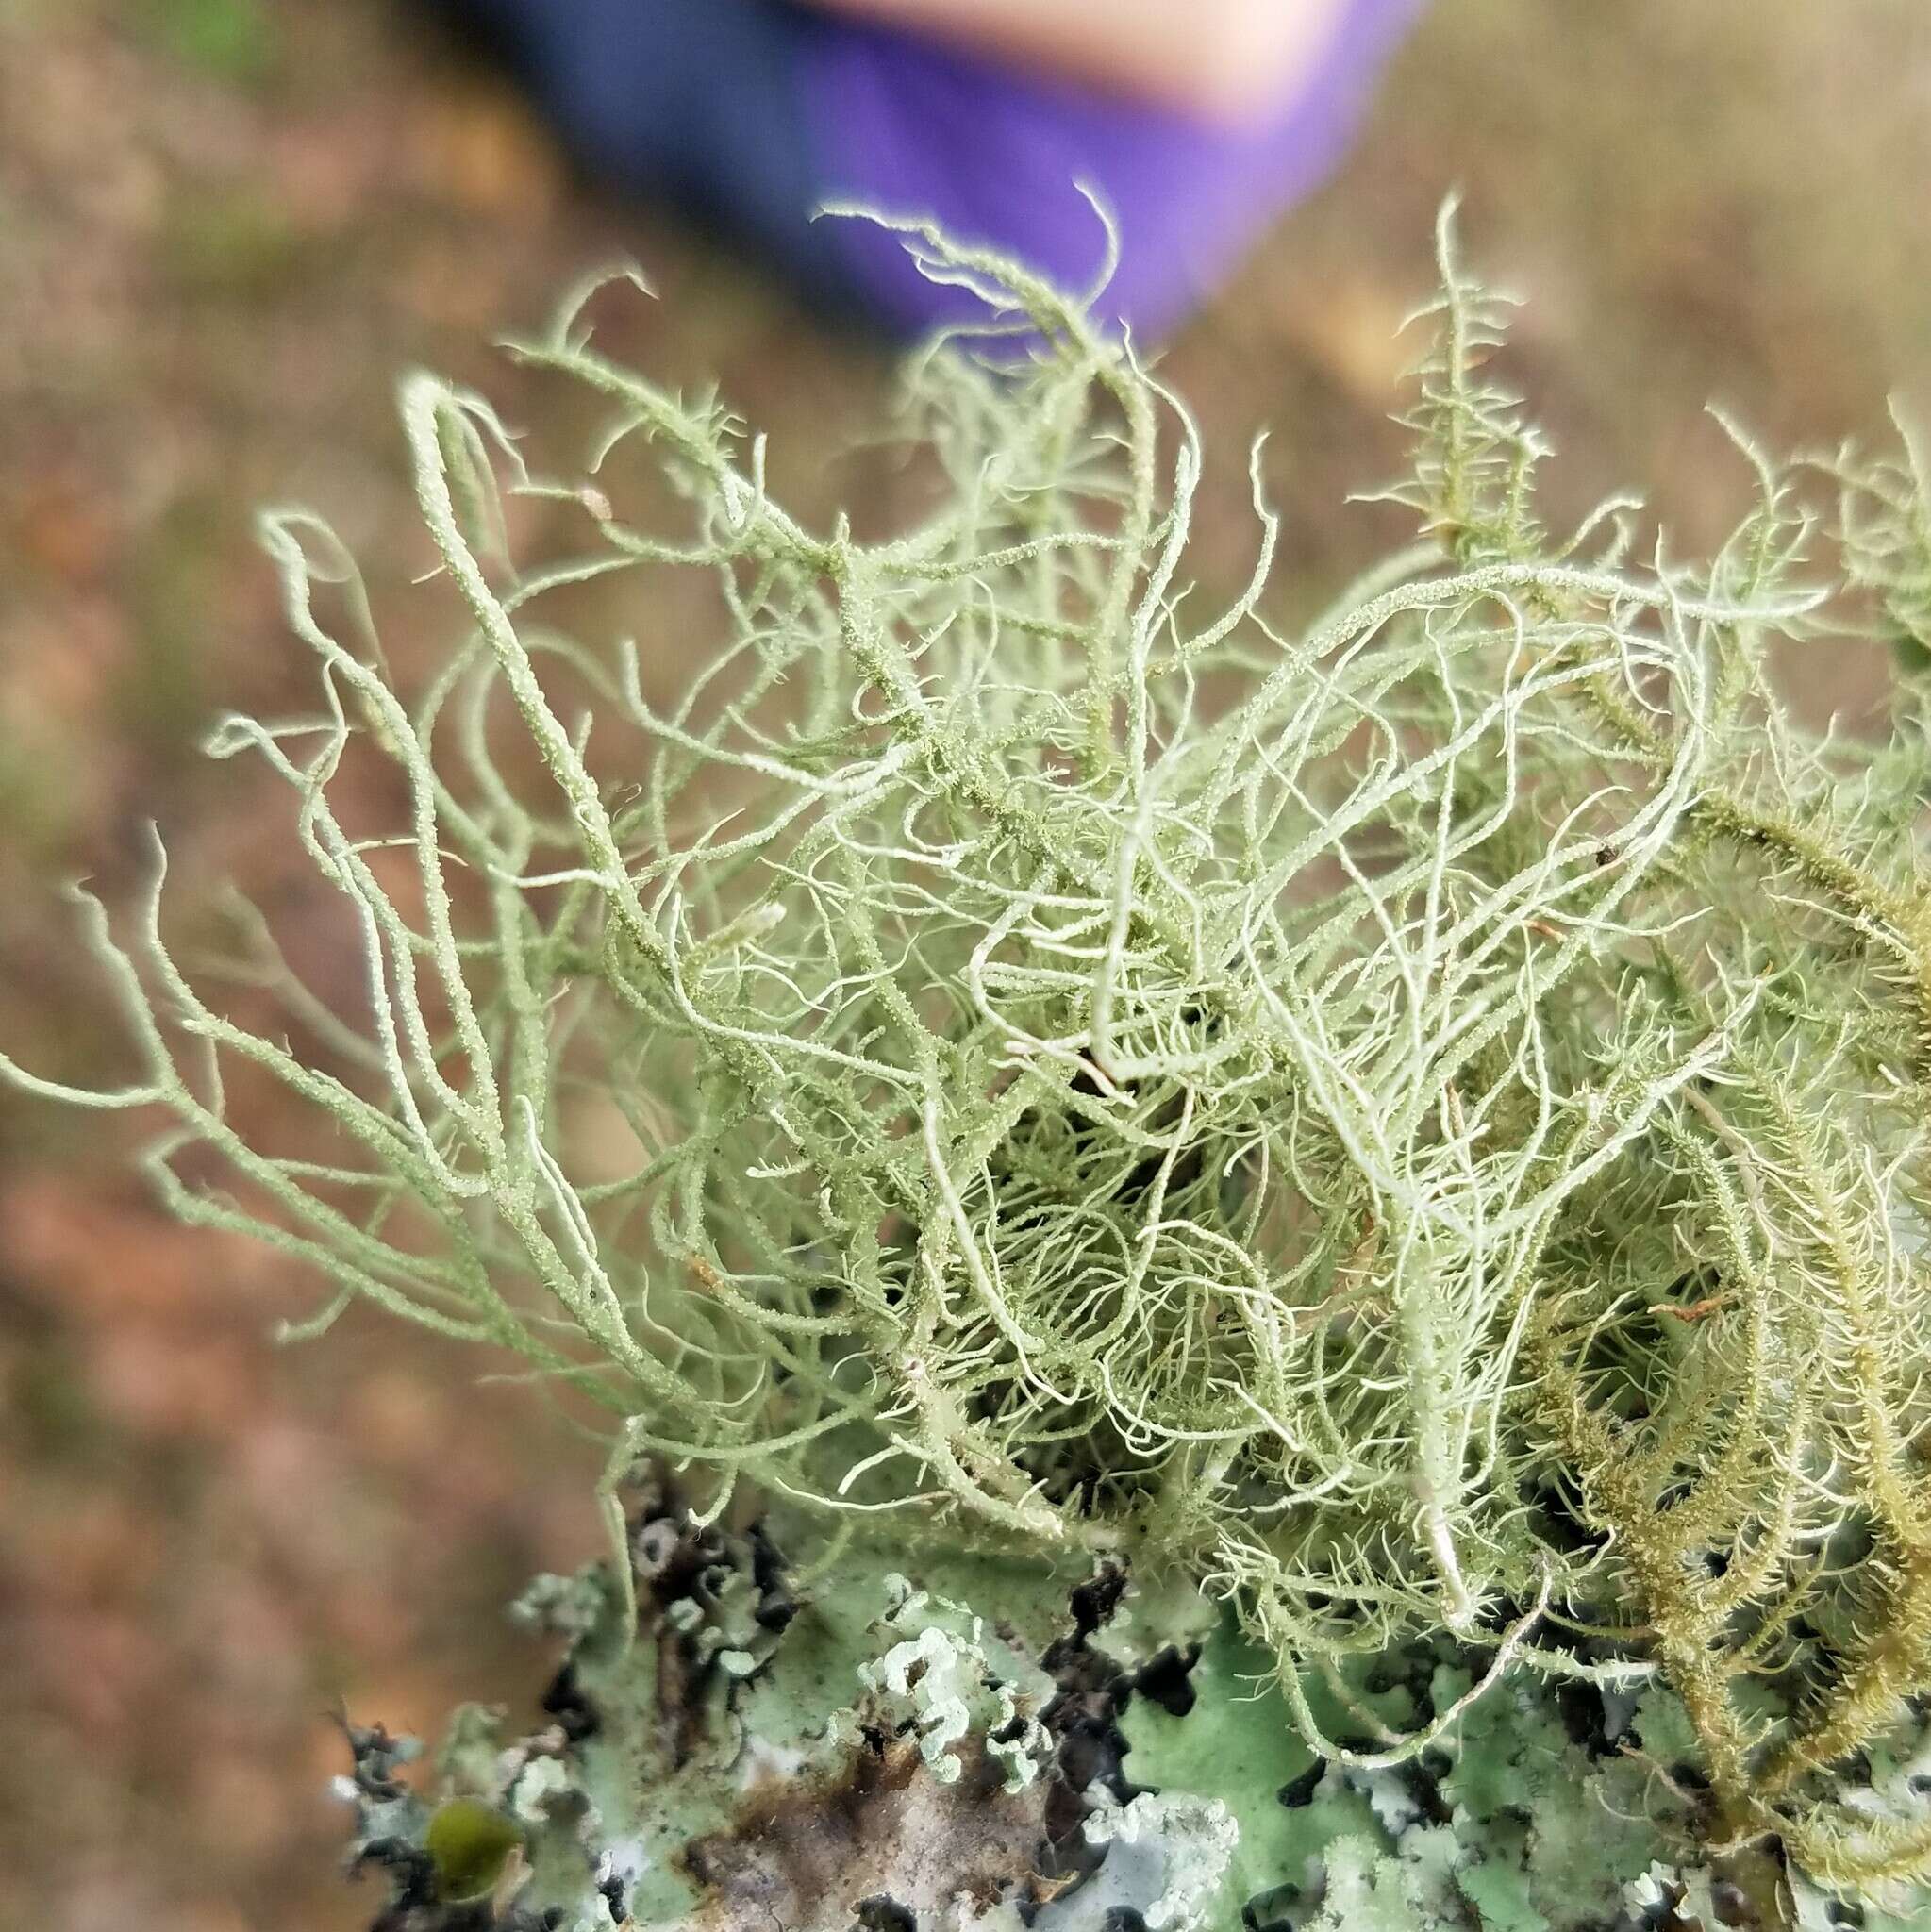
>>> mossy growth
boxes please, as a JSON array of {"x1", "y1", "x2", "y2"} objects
[{"x1": 8, "y1": 208, "x2": 1931, "y2": 1916}]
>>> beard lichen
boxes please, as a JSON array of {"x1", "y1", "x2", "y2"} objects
[{"x1": 8, "y1": 208, "x2": 1931, "y2": 1914}]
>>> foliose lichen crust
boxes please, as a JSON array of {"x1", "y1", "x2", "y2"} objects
[{"x1": 337, "y1": 1493, "x2": 1931, "y2": 1931}]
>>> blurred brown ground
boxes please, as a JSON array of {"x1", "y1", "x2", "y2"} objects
[{"x1": 1, "y1": 1, "x2": 1927, "y2": 1924}]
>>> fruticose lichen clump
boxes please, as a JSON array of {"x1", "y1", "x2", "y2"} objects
[{"x1": 8, "y1": 210, "x2": 1931, "y2": 1925}]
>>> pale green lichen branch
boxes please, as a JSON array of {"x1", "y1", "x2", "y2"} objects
[{"x1": 8, "y1": 212, "x2": 1931, "y2": 1901}]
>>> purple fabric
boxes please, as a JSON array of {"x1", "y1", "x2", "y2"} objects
[{"x1": 799, "y1": 0, "x2": 1423, "y2": 338}]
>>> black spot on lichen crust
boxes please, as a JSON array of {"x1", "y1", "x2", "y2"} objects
[
  {"x1": 364, "y1": 1889, "x2": 562, "y2": 1932},
  {"x1": 598, "y1": 1870, "x2": 629, "y2": 1922},
  {"x1": 540, "y1": 1661, "x2": 598, "y2": 1744},
  {"x1": 353, "y1": 1840, "x2": 443, "y2": 1932},
  {"x1": 852, "y1": 1897, "x2": 918, "y2": 1932},
  {"x1": 1127, "y1": 1645, "x2": 1199, "y2": 1721},
  {"x1": 1067, "y1": 1564, "x2": 1128, "y2": 1640},
  {"x1": 747, "y1": 1521, "x2": 799, "y2": 1634},
  {"x1": 337, "y1": 1712, "x2": 417, "y2": 1805}
]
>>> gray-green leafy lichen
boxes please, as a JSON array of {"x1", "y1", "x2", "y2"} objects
[{"x1": 334, "y1": 1500, "x2": 1931, "y2": 1930}]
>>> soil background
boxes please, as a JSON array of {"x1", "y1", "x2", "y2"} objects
[{"x1": 2, "y1": 3, "x2": 1928, "y2": 1926}]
